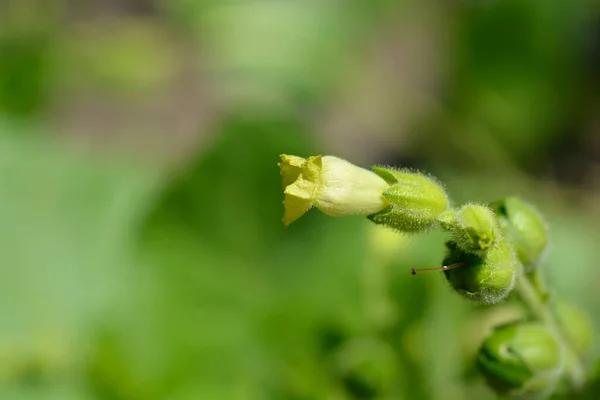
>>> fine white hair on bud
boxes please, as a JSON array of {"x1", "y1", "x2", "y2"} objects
[
  {"x1": 367, "y1": 166, "x2": 449, "y2": 233},
  {"x1": 442, "y1": 239, "x2": 517, "y2": 305},
  {"x1": 279, "y1": 155, "x2": 390, "y2": 227},
  {"x1": 441, "y1": 203, "x2": 501, "y2": 256}
]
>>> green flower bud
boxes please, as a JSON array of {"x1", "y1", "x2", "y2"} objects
[
  {"x1": 279, "y1": 155, "x2": 390, "y2": 227},
  {"x1": 443, "y1": 239, "x2": 517, "y2": 304},
  {"x1": 437, "y1": 208, "x2": 457, "y2": 231},
  {"x1": 441, "y1": 204, "x2": 499, "y2": 255},
  {"x1": 553, "y1": 299, "x2": 594, "y2": 358},
  {"x1": 332, "y1": 338, "x2": 397, "y2": 398},
  {"x1": 367, "y1": 166, "x2": 449, "y2": 232},
  {"x1": 492, "y1": 197, "x2": 549, "y2": 270},
  {"x1": 477, "y1": 322, "x2": 564, "y2": 399}
]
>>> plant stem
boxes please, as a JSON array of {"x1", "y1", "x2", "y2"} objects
[
  {"x1": 527, "y1": 269, "x2": 551, "y2": 303},
  {"x1": 514, "y1": 267, "x2": 586, "y2": 389}
]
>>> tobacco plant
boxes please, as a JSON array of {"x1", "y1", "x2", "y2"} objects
[{"x1": 279, "y1": 154, "x2": 594, "y2": 399}]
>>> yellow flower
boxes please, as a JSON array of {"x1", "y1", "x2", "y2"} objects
[{"x1": 279, "y1": 155, "x2": 390, "y2": 227}]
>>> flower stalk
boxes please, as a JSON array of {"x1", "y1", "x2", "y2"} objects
[{"x1": 514, "y1": 266, "x2": 586, "y2": 390}]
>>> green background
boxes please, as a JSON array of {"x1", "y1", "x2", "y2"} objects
[{"x1": 0, "y1": 0, "x2": 599, "y2": 399}]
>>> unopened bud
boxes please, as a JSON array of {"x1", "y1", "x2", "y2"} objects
[
  {"x1": 333, "y1": 338, "x2": 398, "y2": 398},
  {"x1": 279, "y1": 155, "x2": 390, "y2": 227},
  {"x1": 443, "y1": 239, "x2": 517, "y2": 304},
  {"x1": 367, "y1": 167, "x2": 449, "y2": 232},
  {"x1": 477, "y1": 322, "x2": 564, "y2": 398},
  {"x1": 492, "y1": 197, "x2": 549, "y2": 270},
  {"x1": 553, "y1": 298, "x2": 594, "y2": 358},
  {"x1": 442, "y1": 204, "x2": 499, "y2": 255}
]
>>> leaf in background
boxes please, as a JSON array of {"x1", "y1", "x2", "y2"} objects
[
  {"x1": 162, "y1": 0, "x2": 375, "y2": 108},
  {"x1": 0, "y1": 120, "x2": 159, "y2": 399}
]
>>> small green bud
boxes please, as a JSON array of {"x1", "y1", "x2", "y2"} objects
[
  {"x1": 437, "y1": 208, "x2": 457, "y2": 231},
  {"x1": 332, "y1": 338, "x2": 397, "y2": 398},
  {"x1": 477, "y1": 322, "x2": 564, "y2": 399},
  {"x1": 443, "y1": 239, "x2": 517, "y2": 304},
  {"x1": 279, "y1": 155, "x2": 390, "y2": 227},
  {"x1": 492, "y1": 197, "x2": 549, "y2": 270},
  {"x1": 367, "y1": 166, "x2": 449, "y2": 232},
  {"x1": 442, "y1": 204, "x2": 499, "y2": 255},
  {"x1": 553, "y1": 298, "x2": 594, "y2": 358}
]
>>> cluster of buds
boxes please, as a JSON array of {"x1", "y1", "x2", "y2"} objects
[{"x1": 279, "y1": 154, "x2": 594, "y2": 398}]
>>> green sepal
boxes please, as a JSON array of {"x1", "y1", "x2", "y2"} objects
[
  {"x1": 437, "y1": 208, "x2": 457, "y2": 231},
  {"x1": 368, "y1": 206, "x2": 435, "y2": 233},
  {"x1": 444, "y1": 204, "x2": 499, "y2": 255},
  {"x1": 371, "y1": 166, "x2": 401, "y2": 185},
  {"x1": 367, "y1": 166, "x2": 449, "y2": 233},
  {"x1": 367, "y1": 206, "x2": 428, "y2": 233}
]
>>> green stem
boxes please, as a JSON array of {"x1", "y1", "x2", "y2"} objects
[
  {"x1": 514, "y1": 267, "x2": 586, "y2": 389},
  {"x1": 527, "y1": 269, "x2": 551, "y2": 304}
]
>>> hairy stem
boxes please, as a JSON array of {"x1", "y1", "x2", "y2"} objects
[{"x1": 515, "y1": 267, "x2": 586, "y2": 389}]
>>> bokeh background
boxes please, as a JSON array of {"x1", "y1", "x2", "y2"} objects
[{"x1": 1, "y1": 0, "x2": 599, "y2": 399}]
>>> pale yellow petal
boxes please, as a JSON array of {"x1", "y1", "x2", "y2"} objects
[
  {"x1": 302, "y1": 155, "x2": 323, "y2": 181},
  {"x1": 315, "y1": 156, "x2": 389, "y2": 216},
  {"x1": 282, "y1": 174, "x2": 316, "y2": 227},
  {"x1": 279, "y1": 154, "x2": 306, "y2": 189}
]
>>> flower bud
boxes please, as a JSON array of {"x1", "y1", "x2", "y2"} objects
[
  {"x1": 553, "y1": 298, "x2": 594, "y2": 358},
  {"x1": 491, "y1": 197, "x2": 549, "y2": 270},
  {"x1": 443, "y1": 239, "x2": 517, "y2": 304},
  {"x1": 279, "y1": 155, "x2": 390, "y2": 227},
  {"x1": 477, "y1": 322, "x2": 564, "y2": 398},
  {"x1": 367, "y1": 167, "x2": 449, "y2": 232},
  {"x1": 332, "y1": 338, "x2": 397, "y2": 398},
  {"x1": 441, "y1": 204, "x2": 499, "y2": 255}
]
